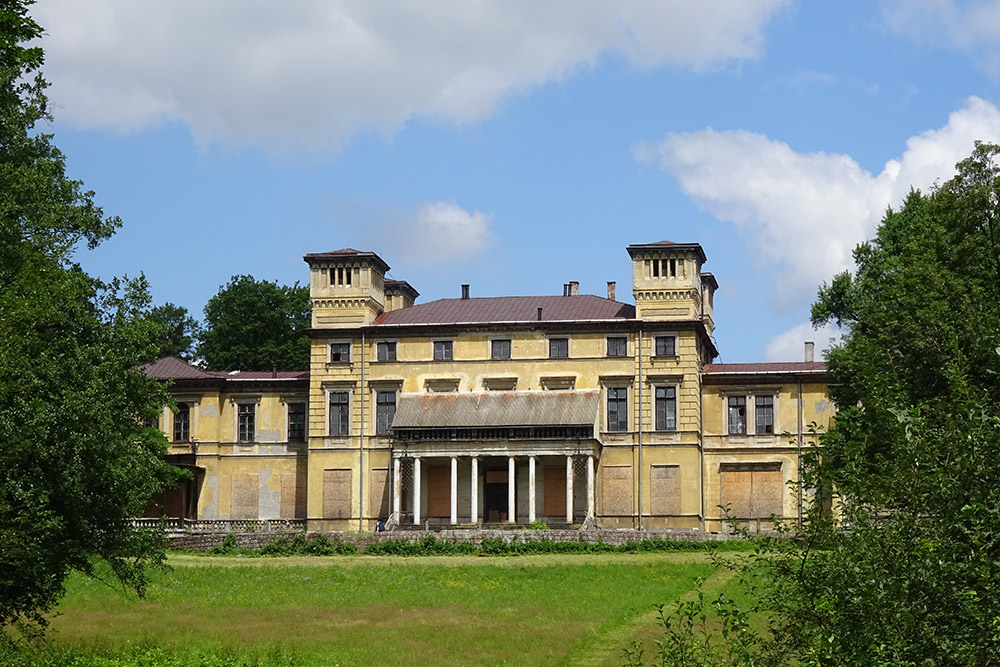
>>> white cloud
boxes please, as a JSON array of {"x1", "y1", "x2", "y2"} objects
[
  {"x1": 763, "y1": 321, "x2": 844, "y2": 362},
  {"x1": 31, "y1": 1, "x2": 790, "y2": 151},
  {"x1": 881, "y1": 0, "x2": 1000, "y2": 76},
  {"x1": 374, "y1": 201, "x2": 495, "y2": 267},
  {"x1": 637, "y1": 96, "x2": 1000, "y2": 310}
]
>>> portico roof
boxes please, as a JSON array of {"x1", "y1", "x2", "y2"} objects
[{"x1": 392, "y1": 390, "x2": 600, "y2": 429}]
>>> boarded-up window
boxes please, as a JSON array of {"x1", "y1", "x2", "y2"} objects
[
  {"x1": 426, "y1": 466, "x2": 450, "y2": 518},
  {"x1": 601, "y1": 466, "x2": 633, "y2": 516},
  {"x1": 230, "y1": 473, "x2": 259, "y2": 520},
  {"x1": 543, "y1": 466, "x2": 566, "y2": 517},
  {"x1": 370, "y1": 468, "x2": 390, "y2": 519},
  {"x1": 720, "y1": 462, "x2": 783, "y2": 519},
  {"x1": 650, "y1": 465, "x2": 681, "y2": 515},
  {"x1": 280, "y1": 472, "x2": 306, "y2": 519},
  {"x1": 323, "y1": 469, "x2": 352, "y2": 519}
]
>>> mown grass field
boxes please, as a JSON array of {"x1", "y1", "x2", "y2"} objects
[{"x1": 12, "y1": 552, "x2": 730, "y2": 666}]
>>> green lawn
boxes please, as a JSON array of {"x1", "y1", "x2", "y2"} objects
[{"x1": 18, "y1": 552, "x2": 719, "y2": 666}]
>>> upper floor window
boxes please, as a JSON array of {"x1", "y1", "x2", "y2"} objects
[
  {"x1": 238, "y1": 403, "x2": 255, "y2": 443},
  {"x1": 756, "y1": 395, "x2": 774, "y2": 435},
  {"x1": 654, "y1": 387, "x2": 676, "y2": 431},
  {"x1": 607, "y1": 336, "x2": 627, "y2": 357},
  {"x1": 173, "y1": 403, "x2": 190, "y2": 442},
  {"x1": 330, "y1": 342, "x2": 351, "y2": 363},
  {"x1": 376, "y1": 391, "x2": 396, "y2": 435},
  {"x1": 654, "y1": 335, "x2": 676, "y2": 357},
  {"x1": 607, "y1": 387, "x2": 628, "y2": 431},
  {"x1": 491, "y1": 339, "x2": 511, "y2": 360},
  {"x1": 433, "y1": 340, "x2": 453, "y2": 361},
  {"x1": 288, "y1": 402, "x2": 306, "y2": 442},
  {"x1": 728, "y1": 396, "x2": 747, "y2": 435},
  {"x1": 329, "y1": 392, "x2": 349, "y2": 436},
  {"x1": 549, "y1": 337, "x2": 568, "y2": 359},
  {"x1": 377, "y1": 341, "x2": 397, "y2": 362}
]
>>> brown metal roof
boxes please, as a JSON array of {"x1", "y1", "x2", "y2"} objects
[
  {"x1": 374, "y1": 295, "x2": 634, "y2": 326},
  {"x1": 142, "y1": 357, "x2": 218, "y2": 380},
  {"x1": 703, "y1": 362, "x2": 826, "y2": 375},
  {"x1": 392, "y1": 390, "x2": 600, "y2": 429}
]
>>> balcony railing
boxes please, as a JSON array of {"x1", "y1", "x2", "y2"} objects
[{"x1": 130, "y1": 518, "x2": 306, "y2": 533}]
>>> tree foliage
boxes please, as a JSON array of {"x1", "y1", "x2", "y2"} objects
[
  {"x1": 146, "y1": 302, "x2": 200, "y2": 360},
  {"x1": 0, "y1": 0, "x2": 177, "y2": 633},
  {"x1": 198, "y1": 275, "x2": 310, "y2": 371}
]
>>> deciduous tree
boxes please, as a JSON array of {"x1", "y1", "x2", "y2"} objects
[
  {"x1": 198, "y1": 275, "x2": 310, "y2": 371},
  {"x1": 147, "y1": 302, "x2": 201, "y2": 360},
  {"x1": 0, "y1": 0, "x2": 177, "y2": 634}
]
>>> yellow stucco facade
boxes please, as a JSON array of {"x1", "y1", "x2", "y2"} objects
[{"x1": 147, "y1": 240, "x2": 833, "y2": 534}]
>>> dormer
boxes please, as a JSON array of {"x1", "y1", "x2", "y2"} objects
[
  {"x1": 627, "y1": 240, "x2": 707, "y2": 321},
  {"x1": 303, "y1": 248, "x2": 390, "y2": 328}
]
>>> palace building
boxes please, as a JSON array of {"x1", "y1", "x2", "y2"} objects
[{"x1": 145, "y1": 240, "x2": 833, "y2": 533}]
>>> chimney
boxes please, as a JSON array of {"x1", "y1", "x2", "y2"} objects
[
  {"x1": 804, "y1": 341, "x2": 815, "y2": 362},
  {"x1": 537, "y1": 307, "x2": 543, "y2": 321},
  {"x1": 461, "y1": 284, "x2": 470, "y2": 300},
  {"x1": 568, "y1": 281, "x2": 579, "y2": 296},
  {"x1": 607, "y1": 281, "x2": 616, "y2": 301},
  {"x1": 562, "y1": 283, "x2": 569, "y2": 297}
]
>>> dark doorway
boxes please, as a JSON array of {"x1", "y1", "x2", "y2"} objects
[{"x1": 484, "y1": 468, "x2": 509, "y2": 522}]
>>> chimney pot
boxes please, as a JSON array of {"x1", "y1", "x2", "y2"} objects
[
  {"x1": 461, "y1": 284, "x2": 470, "y2": 300},
  {"x1": 569, "y1": 281, "x2": 579, "y2": 296},
  {"x1": 562, "y1": 284, "x2": 568, "y2": 297},
  {"x1": 607, "y1": 281, "x2": 616, "y2": 301},
  {"x1": 804, "y1": 341, "x2": 815, "y2": 363}
]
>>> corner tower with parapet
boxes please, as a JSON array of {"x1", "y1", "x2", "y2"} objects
[{"x1": 627, "y1": 240, "x2": 717, "y2": 335}]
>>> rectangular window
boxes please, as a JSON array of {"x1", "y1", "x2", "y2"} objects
[
  {"x1": 173, "y1": 403, "x2": 190, "y2": 442},
  {"x1": 549, "y1": 337, "x2": 568, "y2": 359},
  {"x1": 376, "y1": 391, "x2": 396, "y2": 435},
  {"x1": 654, "y1": 335, "x2": 675, "y2": 357},
  {"x1": 377, "y1": 341, "x2": 397, "y2": 362},
  {"x1": 607, "y1": 387, "x2": 628, "y2": 431},
  {"x1": 238, "y1": 403, "x2": 255, "y2": 443},
  {"x1": 607, "y1": 336, "x2": 627, "y2": 357},
  {"x1": 329, "y1": 392, "x2": 349, "y2": 436},
  {"x1": 288, "y1": 402, "x2": 306, "y2": 442},
  {"x1": 756, "y1": 395, "x2": 774, "y2": 435},
  {"x1": 728, "y1": 396, "x2": 747, "y2": 435},
  {"x1": 491, "y1": 339, "x2": 511, "y2": 360},
  {"x1": 433, "y1": 340, "x2": 453, "y2": 361},
  {"x1": 654, "y1": 386, "x2": 676, "y2": 431},
  {"x1": 330, "y1": 342, "x2": 351, "y2": 363}
]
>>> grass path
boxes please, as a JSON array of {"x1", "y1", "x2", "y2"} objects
[{"x1": 557, "y1": 567, "x2": 735, "y2": 667}]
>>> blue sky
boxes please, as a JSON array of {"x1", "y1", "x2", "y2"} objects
[{"x1": 33, "y1": 0, "x2": 1000, "y2": 362}]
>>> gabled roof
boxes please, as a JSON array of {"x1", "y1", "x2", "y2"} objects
[
  {"x1": 373, "y1": 294, "x2": 634, "y2": 326},
  {"x1": 392, "y1": 390, "x2": 600, "y2": 429},
  {"x1": 142, "y1": 356, "x2": 218, "y2": 380}
]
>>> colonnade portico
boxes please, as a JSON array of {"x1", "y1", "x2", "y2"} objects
[{"x1": 392, "y1": 450, "x2": 596, "y2": 526}]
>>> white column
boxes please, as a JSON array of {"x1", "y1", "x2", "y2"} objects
[
  {"x1": 413, "y1": 457, "x2": 422, "y2": 525},
  {"x1": 470, "y1": 457, "x2": 479, "y2": 524},
  {"x1": 566, "y1": 456, "x2": 574, "y2": 523},
  {"x1": 587, "y1": 454, "x2": 595, "y2": 518},
  {"x1": 528, "y1": 456, "x2": 536, "y2": 523},
  {"x1": 507, "y1": 456, "x2": 516, "y2": 523},
  {"x1": 450, "y1": 456, "x2": 458, "y2": 525},
  {"x1": 393, "y1": 457, "x2": 401, "y2": 515}
]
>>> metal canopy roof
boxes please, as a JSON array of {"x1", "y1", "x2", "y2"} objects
[{"x1": 392, "y1": 390, "x2": 600, "y2": 429}]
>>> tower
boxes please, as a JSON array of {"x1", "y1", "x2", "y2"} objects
[
  {"x1": 303, "y1": 249, "x2": 391, "y2": 328},
  {"x1": 627, "y1": 240, "x2": 715, "y2": 331}
]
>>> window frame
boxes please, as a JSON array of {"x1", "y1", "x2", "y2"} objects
[
  {"x1": 375, "y1": 390, "x2": 397, "y2": 435},
  {"x1": 606, "y1": 335, "x2": 628, "y2": 358},
  {"x1": 329, "y1": 341, "x2": 351, "y2": 363},
  {"x1": 653, "y1": 385, "x2": 677, "y2": 431},
  {"x1": 173, "y1": 402, "x2": 190, "y2": 443},
  {"x1": 727, "y1": 395, "x2": 747, "y2": 435},
  {"x1": 433, "y1": 340, "x2": 453, "y2": 361},
  {"x1": 287, "y1": 401, "x2": 306, "y2": 442},
  {"x1": 755, "y1": 394, "x2": 775, "y2": 435},
  {"x1": 548, "y1": 337, "x2": 569, "y2": 359},
  {"x1": 237, "y1": 402, "x2": 256, "y2": 443},
  {"x1": 606, "y1": 386, "x2": 629, "y2": 432},
  {"x1": 490, "y1": 338, "x2": 511, "y2": 360},
  {"x1": 328, "y1": 391, "x2": 350, "y2": 436},
  {"x1": 376, "y1": 340, "x2": 397, "y2": 362},
  {"x1": 653, "y1": 335, "x2": 676, "y2": 358}
]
